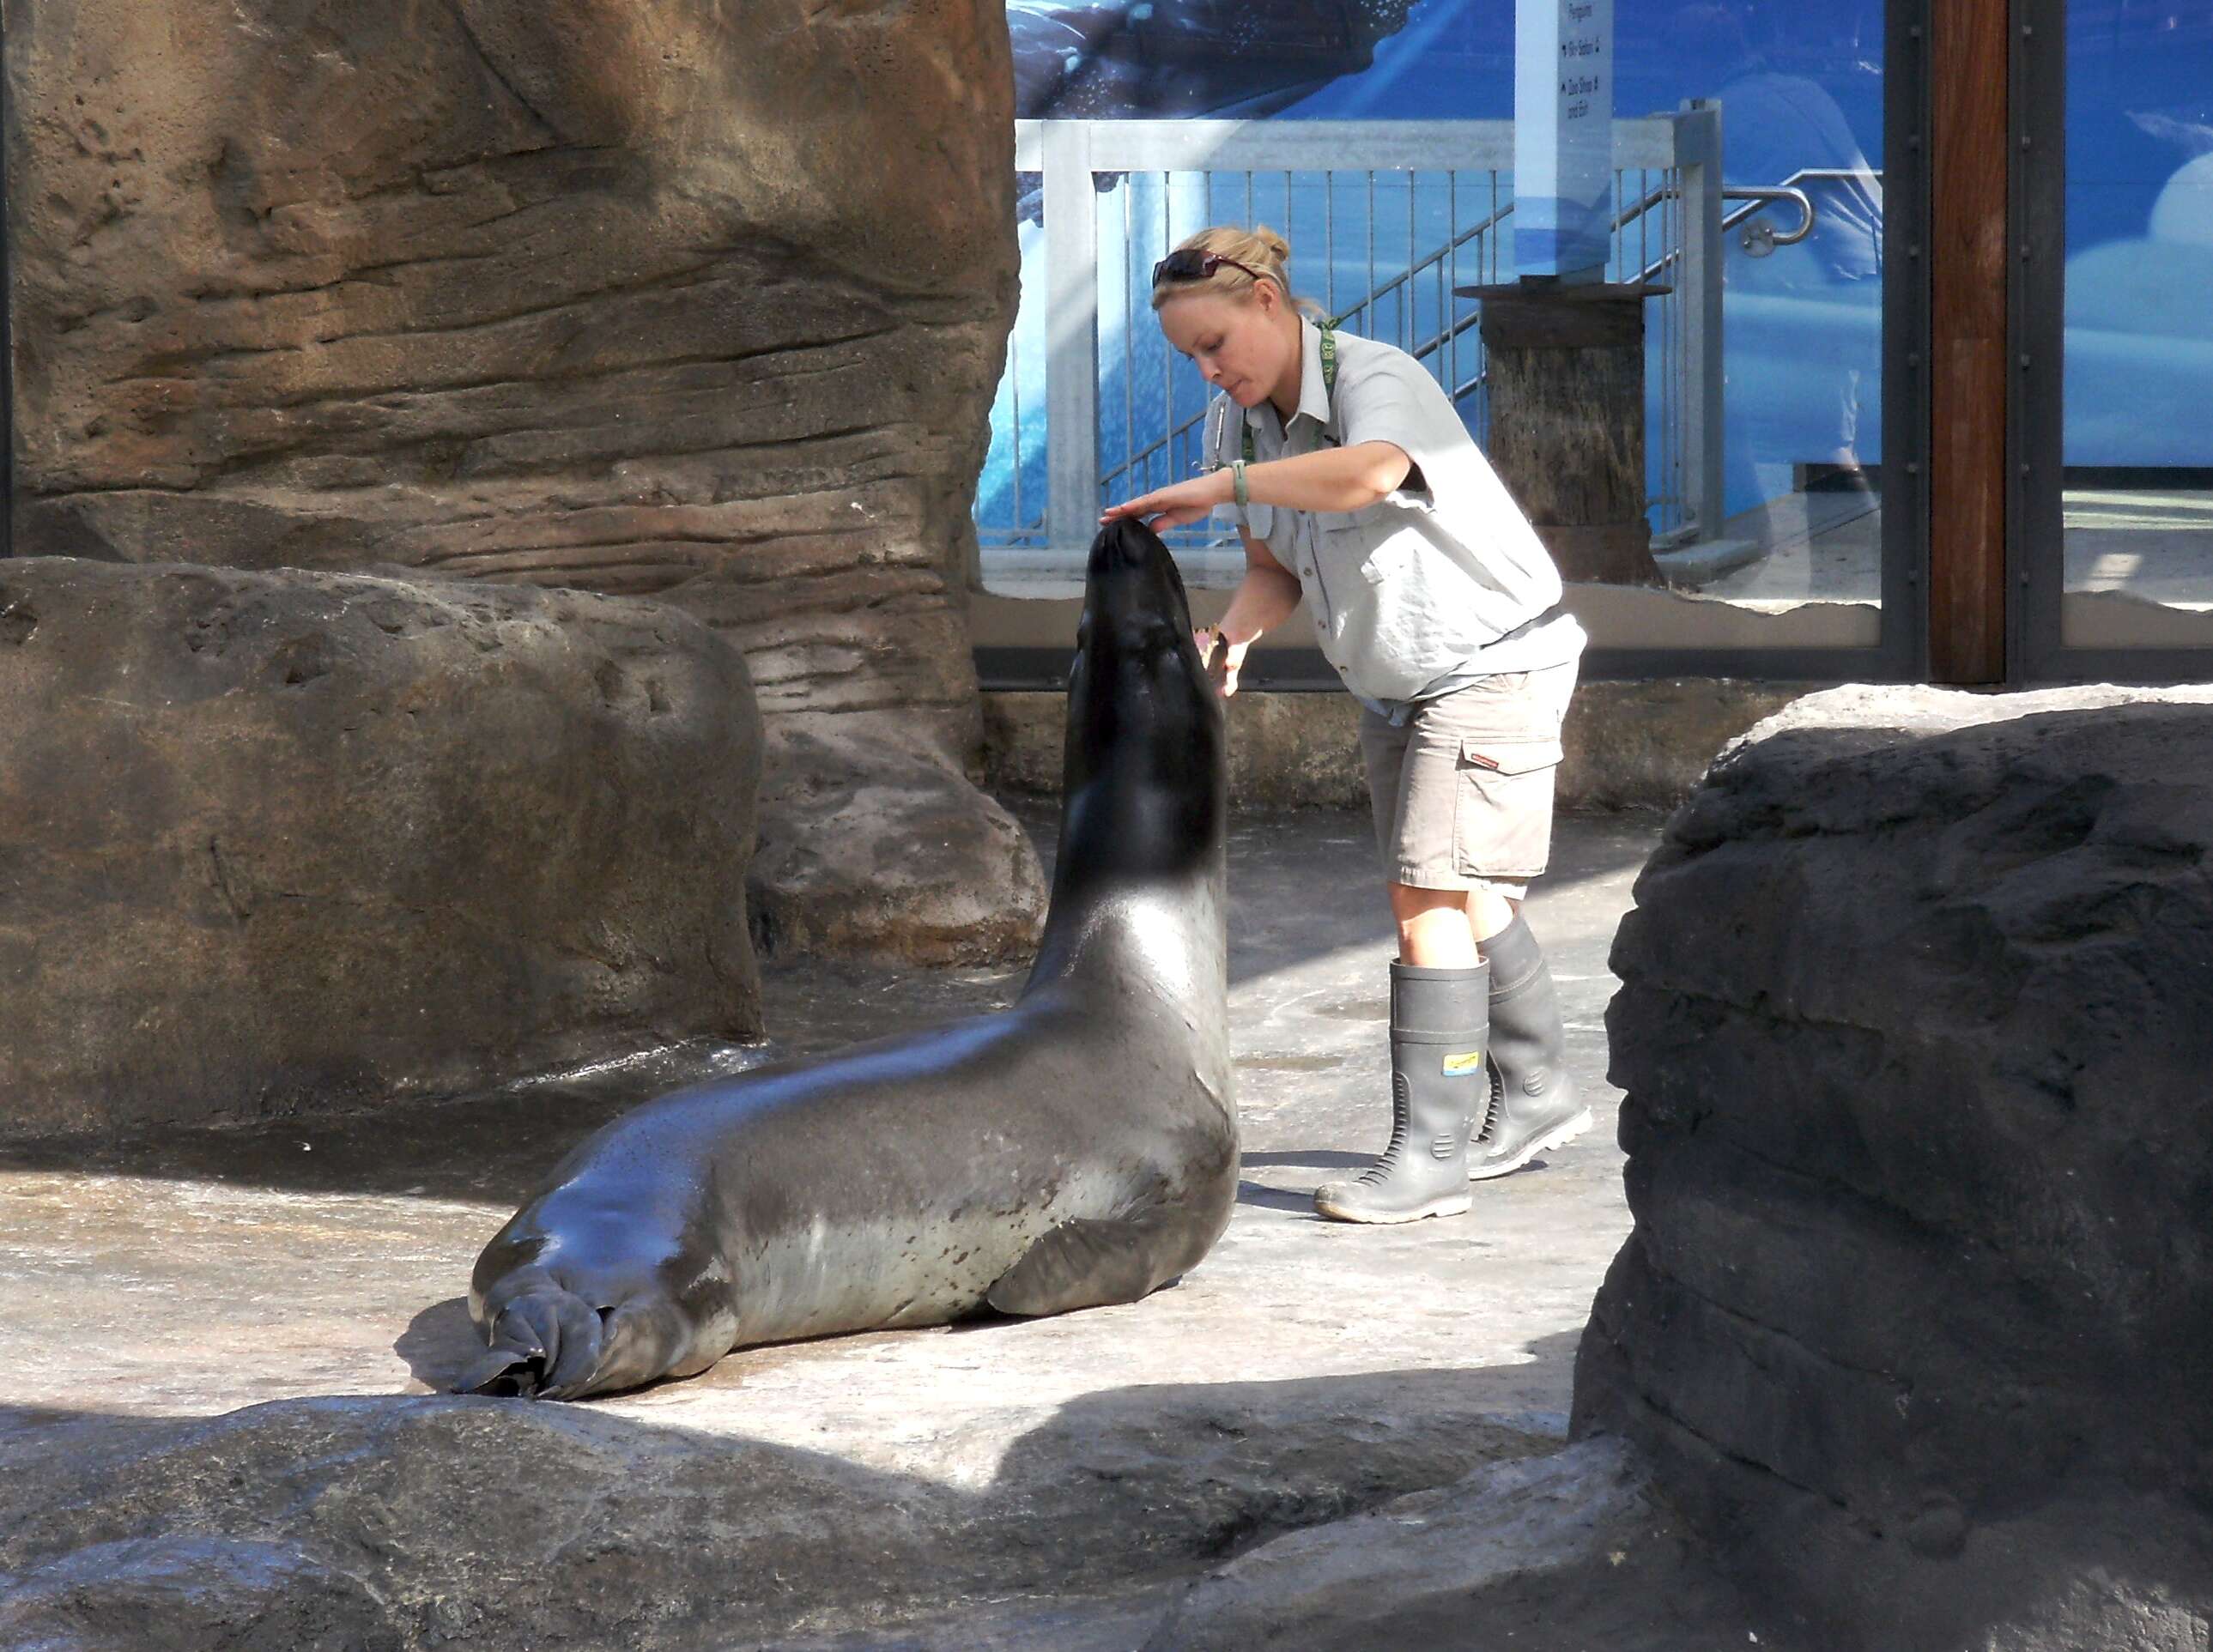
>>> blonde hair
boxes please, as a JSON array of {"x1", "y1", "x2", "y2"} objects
[{"x1": 1149, "y1": 224, "x2": 1328, "y2": 319}]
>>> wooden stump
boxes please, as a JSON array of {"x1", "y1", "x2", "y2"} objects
[{"x1": 1461, "y1": 281, "x2": 1666, "y2": 587}]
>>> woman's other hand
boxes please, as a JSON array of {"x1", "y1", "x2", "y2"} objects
[{"x1": 1191, "y1": 626, "x2": 1252, "y2": 697}]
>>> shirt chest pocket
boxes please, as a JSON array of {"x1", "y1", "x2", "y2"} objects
[
  {"x1": 1313, "y1": 510, "x2": 1415, "y2": 589},
  {"x1": 1307, "y1": 509, "x2": 1370, "y2": 566}
]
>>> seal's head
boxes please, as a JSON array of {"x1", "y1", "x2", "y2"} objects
[
  {"x1": 1081, "y1": 515, "x2": 1198, "y2": 650},
  {"x1": 1059, "y1": 518, "x2": 1224, "y2": 877}
]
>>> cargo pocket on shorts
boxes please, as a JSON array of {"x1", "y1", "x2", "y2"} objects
[{"x1": 1452, "y1": 735, "x2": 1565, "y2": 879}]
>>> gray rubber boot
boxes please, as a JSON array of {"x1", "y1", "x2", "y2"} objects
[
  {"x1": 1469, "y1": 914, "x2": 1592, "y2": 1180},
  {"x1": 1313, "y1": 963, "x2": 1487, "y2": 1224}
]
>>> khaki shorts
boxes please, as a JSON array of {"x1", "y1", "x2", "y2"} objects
[{"x1": 1358, "y1": 661, "x2": 1578, "y2": 894}]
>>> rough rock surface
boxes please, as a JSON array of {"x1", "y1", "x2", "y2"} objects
[
  {"x1": 0, "y1": 556, "x2": 761, "y2": 1138},
  {"x1": 1140, "y1": 1437, "x2": 1748, "y2": 1651},
  {"x1": 7, "y1": 0, "x2": 1041, "y2": 961},
  {"x1": 0, "y1": 1387, "x2": 1557, "y2": 1652},
  {"x1": 750, "y1": 721, "x2": 1046, "y2": 965},
  {"x1": 1577, "y1": 685, "x2": 2213, "y2": 1650}
]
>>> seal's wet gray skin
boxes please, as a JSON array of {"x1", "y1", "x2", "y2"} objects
[{"x1": 458, "y1": 519, "x2": 1234, "y2": 1400}]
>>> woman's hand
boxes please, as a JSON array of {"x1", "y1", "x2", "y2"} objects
[
  {"x1": 1100, "y1": 471, "x2": 1228, "y2": 531},
  {"x1": 1191, "y1": 626, "x2": 1254, "y2": 697}
]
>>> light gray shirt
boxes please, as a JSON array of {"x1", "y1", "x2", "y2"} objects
[{"x1": 1206, "y1": 318, "x2": 1585, "y2": 712}]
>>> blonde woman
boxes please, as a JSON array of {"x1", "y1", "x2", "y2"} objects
[{"x1": 1103, "y1": 225, "x2": 1592, "y2": 1224}]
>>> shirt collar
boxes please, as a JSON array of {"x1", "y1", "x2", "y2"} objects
[
  {"x1": 1290, "y1": 316, "x2": 1331, "y2": 430},
  {"x1": 1253, "y1": 317, "x2": 1331, "y2": 444}
]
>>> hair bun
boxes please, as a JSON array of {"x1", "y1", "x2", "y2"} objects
[{"x1": 1252, "y1": 225, "x2": 1293, "y2": 265}]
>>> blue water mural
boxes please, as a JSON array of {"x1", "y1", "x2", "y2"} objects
[{"x1": 982, "y1": 1, "x2": 2213, "y2": 546}]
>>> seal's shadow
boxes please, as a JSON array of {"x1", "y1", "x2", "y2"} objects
[{"x1": 397, "y1": 1297, "x2": 481, "y2": 1391}]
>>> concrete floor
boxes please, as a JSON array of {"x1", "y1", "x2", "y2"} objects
[{"x1": 0, "y1": 804, "x2": 1655, "y2": 1441}]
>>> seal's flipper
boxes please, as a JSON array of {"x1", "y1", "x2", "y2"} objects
[
  {"x1": 985, "y1": 1208, "x2": 1185, "y2": 1318},
  {"x1": 576, "y1": 1296, "x2": 704, "y2": 1395}
]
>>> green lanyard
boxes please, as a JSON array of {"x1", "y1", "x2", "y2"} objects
[{"x1": 1242, "y1": 324, "x2": 1337, "y2": 463}]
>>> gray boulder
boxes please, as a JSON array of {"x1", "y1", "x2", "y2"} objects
[
  {"x1": 750, "y1": 720, "x2": 1046, "y2": 966},
  {"x1": 0, "y1": 1381, "x2": 1555, "y2": 1650},
  {"x1": 1141, "y1": 1437, "x2": 1749, "y2": 1651},
  {"x1": 0, "y1": 557, "x2": 762, "y2": 1138},
  {"x1": 1578, "y1": 685, "x2": 2213, "y2": 1650}
]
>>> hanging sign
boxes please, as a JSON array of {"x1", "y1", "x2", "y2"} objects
[{"x1": 1514, "y1": 0, "x2": 1614, "y2": 281}]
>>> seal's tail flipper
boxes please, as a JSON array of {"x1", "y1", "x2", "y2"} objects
[
  {"x1": 985, "y1": 1207, "x2": 1188, "y2": 1318},
  {"x1": 453, "y1": 1284, "x2": 603, "y2": 1401}
]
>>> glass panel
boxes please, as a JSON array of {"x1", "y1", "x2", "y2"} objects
[
  {"x1": 979, "y1": 0, "x2": 1890, "y2": 650},
  {"x1": 1619, "y1": 2, "x2": 1888, "y2": 616},
  {"x1": 2059, "y1": 3, "x2": 2213, "y2": 647}
]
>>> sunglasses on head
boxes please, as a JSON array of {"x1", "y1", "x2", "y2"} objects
[{"x1": 1151, "y1": 249, "x2": 1269, "y2": 287}]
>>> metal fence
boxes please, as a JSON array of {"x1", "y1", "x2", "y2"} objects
[{"x1": 975, "y1": 109, "x2": 1726, "y2": 570}]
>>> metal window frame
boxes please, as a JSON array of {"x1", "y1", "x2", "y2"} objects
[
  {"x1": 1596, "y1": 0, "x2": 1930, "y2": 684},
  {"x1": 1882, "y1": 0, "x2": 1935, "y2": 685},
  {"x1": 1, "y1": 10, "x2": 13, "y2": 560},
  {"x1": 982, "y1": 2, "x2": 1934, "y2": 690}
]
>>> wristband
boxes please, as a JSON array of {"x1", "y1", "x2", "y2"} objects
[{"x1": 1231, "y1": 459, "x2": 1249, "y2": 511}]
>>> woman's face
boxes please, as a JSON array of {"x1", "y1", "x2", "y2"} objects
[{"x1": 1156, "y1": 285, "x2": 1296, "y2": 409}]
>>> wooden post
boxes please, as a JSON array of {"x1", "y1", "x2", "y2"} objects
[
  {"x1": 1928, "y1": 0, "x2": 2009, "y2": 682},
  {"x1": 1462, "y1": 281, "x2": 1667, "y2": 586}
]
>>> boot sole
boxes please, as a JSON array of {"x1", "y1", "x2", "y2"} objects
[
  {"x1": 1311, "y1": 1189, "x2": 1473, "y2": 1225},
  {"x1": 1468, "y1": 1106, "x2": 1593, "y2": 1182}
]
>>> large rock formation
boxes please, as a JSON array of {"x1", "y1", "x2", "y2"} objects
[
  {"x1": 0, "y1": 1383, "x2": 1555, "y2": 1651},
  {"x1": 0, "y1": 557, "x2": 762, "y2": 1138},
  {"x1": 6, "y1": 0, "x2": 1043, "y2": 961},
  {"x1": 1577, "y1": 686, "x2": 2213, "y2": 1650}
]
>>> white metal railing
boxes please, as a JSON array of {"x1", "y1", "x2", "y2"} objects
[{"x1": 975, "y1": 106, "x2": 1728, "y2": 568}]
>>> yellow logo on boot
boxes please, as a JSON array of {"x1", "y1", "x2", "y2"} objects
[{"x1": 1440, "y1": 1050, "x2": 1486, "y2": 1077}]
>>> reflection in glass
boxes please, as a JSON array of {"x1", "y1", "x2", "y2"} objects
[
  {"x1": 2061, "y1": 6, "x2": 2213, "y2": 643},
  {"x1": 973, "y1": 0, "x2": 1889, "y2": 611},
  {"x1": 1658, "y1": 3, "x2": 1885, "y2": 611}
]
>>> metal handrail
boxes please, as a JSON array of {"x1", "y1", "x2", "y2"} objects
[
  {"x1": 1003, "y1": 109, "x2": 1730, "y2": 554},
  {"x1": 1725, "y1": 185, "x2": 1816, "y2": 246},
  {"x1": 1114, "y1": 169, "x2": 1733, "y2": 473},
  {"x1": 1622, "y1": 167, "x2": 1869, "y2": 285}
]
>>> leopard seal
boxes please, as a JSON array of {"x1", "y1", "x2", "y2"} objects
[{"x1": 455, "y1": 517, "x2": 1234, "y2": 1399}]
